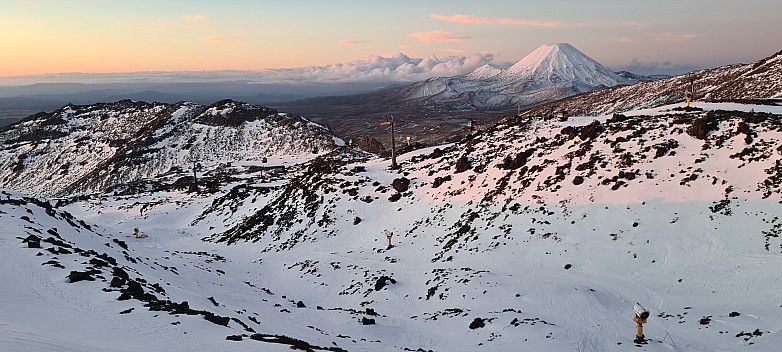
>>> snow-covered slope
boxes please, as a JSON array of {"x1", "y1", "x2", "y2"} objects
[
  {"x1": 3, "y1": 101, "x2": 782, "y2": 351},
  {"x1": 525, "y1": 49, "x2": 782, "y2": 117},
  {"x1": 504, "y1": 43, "x2": 628, "y2": 89},
  {"x1": 395, "y1": 43, "x2": 632, "y2": 110},
  {"x1": 0, "y1": 99, "x2": 342, "y2": 196}
]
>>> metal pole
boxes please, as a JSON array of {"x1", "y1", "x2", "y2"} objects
[
  {"x1": 390, "y1": 116, "x2": 398, "y2": 170},
  {"x1": 192, "y1": 159, "x2": 198, "y2": 187}
]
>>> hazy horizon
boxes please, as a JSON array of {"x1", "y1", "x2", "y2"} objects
[{"x1": 2, "y1": 0, "x2": 780, "y2": 82}]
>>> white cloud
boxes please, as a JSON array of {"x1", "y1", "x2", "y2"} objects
[
  {"x1": 0, "y1": 53, "x2": 496, "y2": 85},
  {"x1": 256, "y1": 52, "x2": 495, "y2": 83}
]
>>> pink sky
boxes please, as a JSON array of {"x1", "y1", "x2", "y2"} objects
[{"x1": 1, "y1": 0, "x2": 780, "y2": 79}]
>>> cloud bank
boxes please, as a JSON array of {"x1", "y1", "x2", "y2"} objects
[
  {"x1": 0, "y1": 53, "x2": 496, "y2": 85},
  {"x1": 256, "y1": 52, "x2": 494, "y2": 83}
]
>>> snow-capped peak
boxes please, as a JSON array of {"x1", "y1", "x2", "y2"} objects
[
  {"x1": 466, "y1": 64, "x2": 503, "y2": 80},
  {"x1": 505, "y1": 43, "x2": 630, "y2": 87},
  {"x1": 397, "y1": 43, "x2": 631, "y2": 110}
]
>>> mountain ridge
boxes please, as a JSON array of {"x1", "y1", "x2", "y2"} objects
[
  {"x1": 0, "y1": 99, "x2": 342, "y2": 196},
  {"x1": 2, "y1": 100, "x2": 781, "y2": 351},
  {"x1": 523, "y1": 48, "x2": 782, "y2": 117}
]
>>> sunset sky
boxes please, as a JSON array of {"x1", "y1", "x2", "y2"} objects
[{"x1": 1, "y1": 0, "x2": 781, "y2": 79}]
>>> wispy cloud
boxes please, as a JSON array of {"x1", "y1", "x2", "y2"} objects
[
  {"x1": 409, "y1": 30, "x2": 470, "y2": 42},
  {"x1": 622, "y1": 22, "x2": 649, "y2": 29},
  {"x1": 431, "y1": 13, "x2": 564, "y2": 28},
  {"x1": 609, "y1": 37, "x2": 638, "y2": 43},
  {"x1": 199, "y1": 35, "x2": 241, "y2": 44},
  {"x1": 431, "y1": 13, "x2": 648, "y2": 29},
  {"x1": 339, "y1": 39, "x2": 368, "y2": 46},
  {"x1": 182, "y1": 13, "x2": 205, "y2": 22},
  {"x1": 657, "y1": 32, "x2": 703, "y2": 42},
  {"x1": 120, "y1": 13, "x2": 209, "y2": 32}
]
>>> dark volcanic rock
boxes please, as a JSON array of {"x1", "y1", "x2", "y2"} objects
[
  {"x1": 469, "y1": 317, "x2": 486, "y2": 329},
  {"x1": 374, "y1": 276, "x2": 397, "y2": 291},
  {"x1": 112, "y1": 238, "x2": 129, "y2": 251},
  {"x1": 454, "y1": 155, "x2": 471, "y2": 173},
  {"x1": 110, "y1": 276, "x2": 126, "y2": 288},
  {"x1": 67, "y1": 270, "x2": 98, "y2": 283},
  {"x1": 202, "y1": 311, "x2": 230, "y2": 326},
  {"x1": 432, "y1": 175, "x2": 451, "y2": 188},
  {"x1": 23, "y1": 234, "x2": 41, "y2": 248},
  {"x1": 112, "y1": 267, "x2": 130, "y2": 280},
  {"x1": 392, "y1": 177, "x2": 410, "y2": 193},
  {"x1": 688, "y1": 114, "x2": 718, "y2": 140}
]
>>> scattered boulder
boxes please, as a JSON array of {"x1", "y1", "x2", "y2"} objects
[
  {"x1": 112, "y1": 267, "x2": 129, "y2": 280},
  {"x1": 374, "y1": 276, "x2": 397, "y2": 291},
  {"x1": 67, "y1": 270, "x2": 98, "y2": 283},
  {"x1": 112, "y1": 238, "x2": 128, "y2": 251},
  {"x1": 392, "y1": 177, "x2": 410, "y2": 193},
  {"x1": 499, "y1": 150, "x2": 534, "y2": 170},
  {"x1": 688, "y1": 114, "x2": 718, "y2": 140},
  {"x1": 89, "y1": 258, "x2": 109, "y2": 268},
  {"x1": 110, "y1": 276, "x2": 126, "y2": 288},
  {"x1": 469, "y1": 317, "x2": 486, "y2": 329},
  {"x1": 432, "y1": 175, "x2": 452, "y2": 188},
  {"x1": 454, "y1": 155, "x2": 471, "y2": 173},
  {"x1": 123, "y1": 280, "x2": 144, "y2": 297},
  {"x1": 23, "y1": 234, "x2": 41, "y2": 248},
  {"x1": 202, "y1": 311, "x2": 230, "y2": 326},
  {"x1": 361, "y1": 317, "x2": 376, "y2": 325}
]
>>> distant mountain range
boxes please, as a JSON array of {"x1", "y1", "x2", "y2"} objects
[{"x1": 0, "y1": 81, "x2": 393, "y2": 127}]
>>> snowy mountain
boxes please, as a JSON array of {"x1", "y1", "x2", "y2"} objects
[
  {"x1": 3, "y1": 96, "x2": 782, "y2": 351},
  {"x1": 394, "y1": 43, "x2": 632, "y2": 110},
  {"x1": 0, "y1": 99, "x2": 343, "y2": 196},
  {"x1": 525, "y1": 49, "x2": 782, "y2": 117}
]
